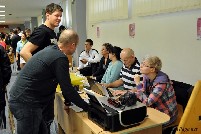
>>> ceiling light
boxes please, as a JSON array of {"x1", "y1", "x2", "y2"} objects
[
  {"x1": 0, "y1": 21, "x2": 5, "y2": 23},
  {"x1": 0, "y1": 11, "x2": 5, "y2": 13},
  {"x1": 0, "y1": 15, "x2": 5, "y2": 16},
  {"x1": 0, "y1": 16, "x2": 5, "y2": 19},
  {"x1": 0, "y1": 5, "x2": 5, "y2": 8}
]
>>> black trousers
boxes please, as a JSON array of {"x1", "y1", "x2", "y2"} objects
[
  {"x1": 17, "y1": 54, "x2": 21, "y2": 70},
  {"x1": 0, "y1": 107, "x2": 6, "y2": 129},
  {"x1": 79, "y1": 63, "x2": 99, "y2": 76}
]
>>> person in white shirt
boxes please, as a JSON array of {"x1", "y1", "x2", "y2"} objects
[{"x1": 77, "y1": 39, "x2": 100, "y2": 76}]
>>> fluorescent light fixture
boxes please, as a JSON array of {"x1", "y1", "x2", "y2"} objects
[
  {"x1": 0, "y1": 11, "x2": 5, "y2": 13},
  {"x1": 0, "y1": 15, "x2": 5, "y2": 16},
  {"x1": 0, "y1": 21, "x2": 5, "y2": 23},
  {"x1": 0, "y1": 5, "x2": 5, "y2": 8}
]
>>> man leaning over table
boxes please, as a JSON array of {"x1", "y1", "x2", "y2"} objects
[{"x1": 9, "y1": 29, "x2": 89, "y2": 134}]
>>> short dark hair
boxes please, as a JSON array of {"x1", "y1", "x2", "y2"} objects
[
  {"x1": 0, "y1": 33, "x2": 5, "y2": 39},
  {"x1": 109, "y1": 46, "x2": 122, "y2": 60},
  {"x1": 86, "y1": 39, "x2": 93, "y2": 46},
  {"x1": 13, "y1": 29, "x2": 18, "y2": 34},
  {"x1": 59, "y1": 25, "x2": 66, "y2": 32},
  {"x1": 16, "y1": 27, "x2": 21, "y2": 31},
  {"x1": 22, "y1": 32, "x2": 27, "y2": 38},
  {"x1": 46, "y1": 3, "x2": 63, "y2": 14},
  {"x1": 103, "y1": 43, "x2": 113, "y2": 51},
  {"x1": 25, "y1": 28, "x2": 31, "y2": 32}
]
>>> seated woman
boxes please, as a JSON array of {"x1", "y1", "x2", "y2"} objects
[
  {"x1": 134, "y1": 55, "x2": 178, "y2": 127},
  {"x1": 101, "y1": 46, "x2": 123, "y2": 86},
  {"x1": 92, "y1": 43, "x2": 112, "y2": 82}
]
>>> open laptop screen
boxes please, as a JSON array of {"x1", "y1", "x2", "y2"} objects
[
  {"x1": 84, "y1": 88, "x2": 107, "y2": 113},
  {"x1": 87, "y1": 77, "x2": 113, "y2": 97}
]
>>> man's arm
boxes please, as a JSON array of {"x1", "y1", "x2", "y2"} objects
[
  {"x1": 88, "y1": 50, "x2": 100, "y2": 63},
  {"x1": 54, "y1": 58, "x2": 89, "y2": 111},
  {"x1": 20, "y1": 42, "x2": 38, "y2": 62},
  {"x1": 104, "y1": 79, "x2": 124, "y2": 88},
  {"x1": 77, "y1": 52, "x2": 85, "y2": 70}
]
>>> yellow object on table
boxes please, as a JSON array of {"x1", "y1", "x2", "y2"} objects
[
  {"x1": 56, "y1": 73, "x2": 84, "y2": 92},
  {"x1": 56, "y1": 84, "x2": 61, "y2": 92},
  {"x1": 70, "y1": 73, "x2": 84, "y2": 85}
]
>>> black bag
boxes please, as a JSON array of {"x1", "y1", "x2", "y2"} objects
[
  {"x1": 107, "y1": 91, "x2": 137, "y2": 110},
  {"x1": 119, "y1": 91, "x2": 137, "y2": 107}
]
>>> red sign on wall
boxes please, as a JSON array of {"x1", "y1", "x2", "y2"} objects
[
  {"x1": 129, "y1": 23, "x2": 135, "y2": 38},
  {"x1": 197, "y1": 18, "x2": 201, "y2": 40}
]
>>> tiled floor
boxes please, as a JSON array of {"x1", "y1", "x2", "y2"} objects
[{"x1": 0, "y1": 63, "x2": 58, "y2": 134}]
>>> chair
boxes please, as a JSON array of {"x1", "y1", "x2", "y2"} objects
[
  {"x1": 167, "y1": 80, "x2": 193, "y2": 127},
  {"x1": 163, "y1": 80, "x2": 200, "y2": 134},
  {"x1": 175, "y1": 80, "x2": 201, "y2": 134},
  {"x1": 172, "y1": 80, "x2": 193, "y2": 110}
]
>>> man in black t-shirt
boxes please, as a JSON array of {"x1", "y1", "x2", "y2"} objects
[
  {"x1": 19, "y1": 3, "x2": 63, "y2": 134},
  {"x1": 20, "y1": 3, "x2": 62, "y2": 61},
  {"x1": 10, "y1": 29, "x2": 21, "y2": 56}
]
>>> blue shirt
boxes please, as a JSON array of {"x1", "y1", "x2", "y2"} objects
[
  {"x1": 16, "y1": 40, "x2": 28, "y2": 53},
  {"x1": 101, "y1": 60, "x2": 123, "y2": 84}
]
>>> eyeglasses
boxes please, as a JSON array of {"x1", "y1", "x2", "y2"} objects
[{"x1": 140, "y1": 62, "x2": 153, "y2": 68}]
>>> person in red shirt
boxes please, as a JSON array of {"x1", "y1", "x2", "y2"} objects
[{"x1": 0, "y1": 33, "x2": 7, "y2": 49}]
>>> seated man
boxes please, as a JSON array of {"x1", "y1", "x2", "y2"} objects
[
  {"x1": 77, "y1": 39, "x2": 100, "y2": 76},
  {"x1": 103, "y1": 48, "x2": 142, "y2": 92}
]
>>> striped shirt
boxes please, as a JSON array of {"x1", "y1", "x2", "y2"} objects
[{"x1": 120, "y1": 57, "x2": 141, "y2": 90}]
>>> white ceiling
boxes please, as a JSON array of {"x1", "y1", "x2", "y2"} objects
[{"x1": 0, "y1": 0, "x2": 60, "y2": 25}]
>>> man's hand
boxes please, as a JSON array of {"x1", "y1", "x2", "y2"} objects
[
  {"x1": 90, "y1": 76, "x2": 96, "y2": 80},
  {"x1": 112, "y1": 90, "x2": 126, "y2": 96},
  {"x1": 134, "y1": 74, "x2": 140, "y2": 85},
  {"x1": 64, "y1": 105, "x2": 70, "y2": 114},
  {"x1": 101, "y1": 83, "x2": 110, "y2": 88},
  {"x1": 80, "y1": 59, "x2": 88, "y2": 64}
]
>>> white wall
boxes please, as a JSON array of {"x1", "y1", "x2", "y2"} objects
[{"x1": 86, "y1": 8, "x2": 201, "y2": 85}]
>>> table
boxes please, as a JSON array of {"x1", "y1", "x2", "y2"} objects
[{"x1": 54, "y1": 92, "x2": 170, "y2": 134}]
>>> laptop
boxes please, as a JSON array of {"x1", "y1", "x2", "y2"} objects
[
  {"x1": 83, "y1": 88, "x2": 117, "y2": 113},
  {"x1": 87, "y1": 77, "x2": 114, "y2": 97}
]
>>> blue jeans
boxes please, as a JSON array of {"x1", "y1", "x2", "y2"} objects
[{"x1": 9, "y1": 101, "x2": 49, "y2": 134}]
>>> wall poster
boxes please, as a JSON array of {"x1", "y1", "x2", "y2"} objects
[
  {"x1": 97, "y1": 27, "x2": 100, "y2": 38},
  {"x1": 129, "y1": 23, "x2": 135, "y2": 38},
  {"x1": 197, "y1": 18, "x2": 201, "y2": 40}
]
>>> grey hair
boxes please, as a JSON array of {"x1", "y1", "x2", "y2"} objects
[
  {"x1": 122, "y1": 48, "x2": 135, "y2": 57},
  {"x1": 58, "y1": 29, "x2": 79, "y2": 45},
  {"x1": 143, "y1": 55, "x2": 162, "y2": 72}
]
